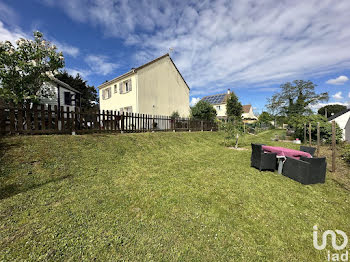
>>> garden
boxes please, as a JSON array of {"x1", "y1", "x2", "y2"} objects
[{"x1": 1, "y1": 130, "x2": 349, "y2": 261}]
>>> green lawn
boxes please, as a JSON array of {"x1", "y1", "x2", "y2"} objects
[{"x1": 1, "y1": 131, "x2": 349, "y2": 261}]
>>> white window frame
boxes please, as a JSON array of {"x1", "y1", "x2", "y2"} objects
[
  {"x1": 114, "y1": 84, "x2": 118, "y2": 93},
  {"x1": 103, "y1": 87, "x2": 111, "y2": 100}
]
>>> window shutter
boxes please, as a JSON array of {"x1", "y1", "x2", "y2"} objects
[
  {"x1": 102, "y1": 90, "x2": 105, "y2": 100},
  {"x1": 129, "y1": 79, "x2": 132, "y2": 91},
  {"x1": 64, "y1": 91, "x2": 72, "y2": 105},
  {"x1": 119, "y1": 83, "x2": 123, "y2": 94}
]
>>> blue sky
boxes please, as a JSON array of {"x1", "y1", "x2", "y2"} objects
[{"x1": 1, "y1": 0, "x2": 350, "y2": 113}]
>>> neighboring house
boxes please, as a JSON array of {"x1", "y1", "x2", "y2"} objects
[
  {"x1": 0, "y1": 75, "x2": 81, "y2": 111},
  {"x1": 98, "y1": 53, "x2": 190, "y2": 117},
  {"x1": 39, "y1": 75, "x2": 81, "y2": 111},
  {"x1": 328, "y1": 108, "x2": 350, "y2": 142},
  {"x1": 242, "y1": 104, "x2": 258, "y2": 123},
  {"x1": 201, "y1": 90, "x2": 258, "y2": 122}
]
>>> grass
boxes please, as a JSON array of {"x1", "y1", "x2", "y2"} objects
[{"x1": 0, "y1": 130, "x2": 349, "y2": 261}]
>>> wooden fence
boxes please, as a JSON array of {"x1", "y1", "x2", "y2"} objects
[{"x1": 0, "y1": 105, "x2": 217, "y2": 135}]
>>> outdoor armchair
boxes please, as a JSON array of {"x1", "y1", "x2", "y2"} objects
[
  {"x1": 299, "y1": 146, "x2": 316, "y2": 157},
  {"x1": 251, "y1": 144, "x2": 277, "y2": 171},
  {"x1": 282, "y1": 156, "x2": 326, "y2": 184}
]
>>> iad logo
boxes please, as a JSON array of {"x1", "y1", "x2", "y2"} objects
[{"x1": 313, "y1": 225, "x2": 349, "y2": 261}]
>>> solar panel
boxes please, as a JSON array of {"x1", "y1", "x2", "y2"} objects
[{"x1": 202, "y1": 94, "x2": 226, "y2": 104}]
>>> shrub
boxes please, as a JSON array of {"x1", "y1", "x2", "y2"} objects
[
  {"x1": 220, "y1": 117, "x2": 244, "y2": 148},
  {"x1": 288, "y1": 114, "x2": 342, "y2": 144},
  {"x1": 190, "y1": 100, "x2": 217, "y2": 121},
  {"x1": 341, "y1": 144, "x2": 350, "y2": 165}
]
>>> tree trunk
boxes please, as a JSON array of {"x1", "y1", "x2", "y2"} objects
[{"x1": 235, "y1": 134, "x2": 239, "y2": 149}]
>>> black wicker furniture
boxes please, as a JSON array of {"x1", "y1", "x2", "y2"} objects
[
  {"x1": 282, "y1": 156, "x2": 326, "y2": 184},
  {"x1": 251, "y1": 144, "x2": 277, "y2": 171},
  {"x1": 299, "y1": 146, "x2": 316, "y2": 157}
]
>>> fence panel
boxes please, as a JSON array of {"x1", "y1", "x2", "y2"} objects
[{"x1": 0, "y1": 105, "x2": 217, "y2": 135}]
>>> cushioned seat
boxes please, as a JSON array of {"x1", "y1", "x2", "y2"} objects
[
  {"x1": 251, "y1": 144, "x2": 277, "y2": 171},
  {"x1": 299, "y1": 146, "x2": 316, "y2": 157},
  {"x1": 282, "y1": 156, "x2": 326, "y2": 184}
]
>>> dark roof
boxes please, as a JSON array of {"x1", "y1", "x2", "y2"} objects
[
  {"x1": 201, "y1": 93, "x2": 228, "y2": 105},
  {"x1": 328, "y1": 108, "x2": 350, "y2": 121},
  {"x1": 48, "y1": 75, "x2": 81, "y2": 94},
  {"x1": 98, "y1": 53, "x2": 190, "y2": 90}
]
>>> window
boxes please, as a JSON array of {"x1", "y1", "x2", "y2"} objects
[
  {"x1": 102, "y1": 87, "x2": 111, "y2": 100},
  {"x1": 119, "y1": 79, "x2": 132, "y2": 94},
  {"x1": 64, "y1": 91, "x2": 72, "y2": 105},
  {"x1": 217, "y1": 105, "x2": 221, "y2": 110},
  {"x1": 119, "y1": 106, "x2": 132, "y2": 113},
  {"x1": 114, "y1": 84, "x2": 118, "y2": 93}
]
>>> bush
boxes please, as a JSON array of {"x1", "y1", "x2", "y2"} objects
[
  {"x1": 288, "y1": 114, "x2": 342, "y2": 144},
  {"x1": 190, "y1": 100, "x2": 217, "y2": 121},
  {"x1": 341, "y1": 144, "x2": 350, "y2": 165}
]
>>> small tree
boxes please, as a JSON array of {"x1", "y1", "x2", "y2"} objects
[
  {"x1": 258, "y1": 111, "x2": 273, "y2": 124},
  {"x1": 221, "y1": 117, "x2": 244, "y2": 148},
  {"x1": 170, "y1": 111, "x2": 180, "y2": 120},
  {"x1": 190, "y1": 100, "x2": 217, "y2": 121},
  {"x1": 0, "y1": 31, "x2": 64, "y2": 104},
  {"x1": 226, "y1": 92, "x2": 243, "y2": 118}
]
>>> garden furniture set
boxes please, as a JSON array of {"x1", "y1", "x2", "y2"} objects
[{"x1": 250, "y1": 144, "x2": 326, "y2": 185}]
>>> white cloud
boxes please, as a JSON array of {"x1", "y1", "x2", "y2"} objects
[
  {"x1": 348, "y1": 92, "x2": 350, "y2": 98},
  {"x1": 190, "y1": 97, "x2": 201, "y2": 106},
  {"x1": 66, "y1": 68, "x2": 91, "y2": 78},
  {"x1": 34, "y1": 0, "x2": 350, "y2": 95},
  {"x1": 0, "y1": 21, "x2": 27, "y2": 44},
  {"x1": 332, "y1": 91, "x2": 343, "y2": 100},
  {"x1": 55, "y1": 41, "x2": 79, "y2": 57},
  {"x1": 311, "y1": 102, "x2": 349, "y2": 110},
  {"x1": 84, "y1": 55, "x2": 119, "y2": 76},
  {"x1": 326, "y1": 75, "x2": 349, "y2": 85}
]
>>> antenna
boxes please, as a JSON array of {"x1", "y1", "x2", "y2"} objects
[{"x1": 169, "y1": 47, "x2": 174, "y2": 55}]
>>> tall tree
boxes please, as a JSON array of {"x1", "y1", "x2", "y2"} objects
[
  {"x1": 56, "y1": 71, "x2": 98, "y2": 108},
  {"x1": 266, "y1": 80, "x2": 329, "y2": 117},
  {"x1": 318, "y1": 104, "x2": 347, "y2": 118},
  {"x1": 190, "y1": 100, "x2": 217, "y2": 121},
  {"x1": 226, "y1": 92, "x2": 243, "y2": 119},
  {"x1": 258, "y1": 111, "x2": 273, "y2": 124},
  {"x1": 0, "y1": 31, "x2": 64, "y2": 104}
]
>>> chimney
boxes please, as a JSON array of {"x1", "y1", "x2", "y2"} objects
[{"x1": 227, "y1": 89, "x2": 231, "y2": 94}]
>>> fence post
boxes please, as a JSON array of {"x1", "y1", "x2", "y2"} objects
[
  {"x1": 54, "y1": 105, "x2": 59, "y2": 131},
  {"x1": 317, "y1": 122, "x2": 320, "y2": 157},
  {"x1": 304, "y1": 123, "x2": 306, "y2": 144},
  {"x1": 48, "y1": 105, "x2": 52, "y2": 130},
  {"x1": 34, "y1": 105, "x2": 39, "y2": 132},
  {"x1": 0, "y1": 107, "x2": 4, "y2": 134},
  {"x1": 121, "y1": 112, "x2": 125, "y2": 133},
  {"x1": 308, "y1": 123, "x2": 312, "y2": 147},
  {"x1": 18, "y1": 104, "x2": 23, "y2": 133},
  {"x1": 60, "y1": 106, "x2": 65, "y2": 132},
  {"x1": 201, "y1": 120, "x2": 203, "y2": 131},
  {"x1": 41, "y1": 104, "x2": 45, "y2": 131},
  {"x1": 332, "y1": 121, "x2": 336, "y2": 172},
  {"x1": 152, "y1": 115, "x2": 155, "y2": 132},
  {"x1": 26, "y1": 103, "x2": 32, "y2": 134}
]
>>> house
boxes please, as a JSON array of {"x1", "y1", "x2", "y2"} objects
[
  {"x1": 0, "y1": 75, "x2": 81, "y2": 111},
  {"x1": 98, "y1": 54, "x2": 190, "y2": 117},
  {"x1": 242, "y1": 104, "x2": 258, "y2": 123},
  {"x1": 40, "y1": 75, "x2": 81, "y2": 111},
  {"x1": 201, "y1": 90, "x2": 258, "y2": 122},
  {"x1": 328, "y1": 108, "x2": 350, "y2": 142}
]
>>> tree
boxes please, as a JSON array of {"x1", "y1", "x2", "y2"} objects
[
  {"x1": 258, "y1": 111, "x2": 272, "y2": 124},
  {"x1": 170, "y1": 111, "x2": 180, "y2": 120},
  {"x1": 266, "y1": 80, "x2": 329, "y2": 117},
  {"x1": 226, "y1": 92, "x2": 243, "y2": 118},
  {"x1": 318, "y1": 104, "x2": 347, "y2": 118},
  {"x1": 56, "y1": 71, "x2": 98, "y2": 108},
  {"x1": 190, "y1": 100, "x2": 217, "y2": 121},
  {"x1": 0, "y1": 31, "x2": 64, "y2": 104}
]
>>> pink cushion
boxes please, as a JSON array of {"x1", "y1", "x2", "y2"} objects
[{"x1": 261, "y1": 145, "x2": 312, "y2": 159}]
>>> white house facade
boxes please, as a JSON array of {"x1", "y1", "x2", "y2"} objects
[
  {"x1": 328, "y1": 109, "x2": 350, "y2": 142},
  {"x1": 39, "y1": 76, "x2": 81, "y2": 111},
  {"x1": 98, "y1": 54, "x2": 190, "y2": 117}
]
